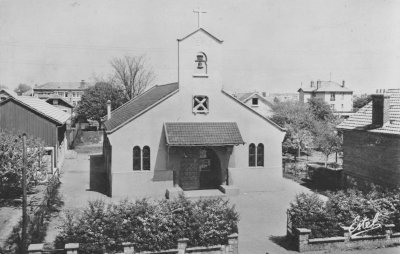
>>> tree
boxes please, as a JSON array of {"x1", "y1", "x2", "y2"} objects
[
  {"x1": 307, "y1": 97, "x2": 334, "y2": 121},
  {"x1": 353, "y1": 94, "x2": 372, "y2": 112},
  {"x1": 0, "y1": 131, "x2": 46, "y2": 197},
  {"x1": 271, "y1": 101, "x2": 316, "y2": 160},
  {"x1": 14, "y1": 83, "x2": 32, "y2": 95},
  {"x1": 110, "y1": 55, "x2": 155, "y2": 100},
  {"x1": 313, "y1": 120, "x2": 342, "y2": 167},
  {"x1": 76, "y1": 82, "x2": 127, "y2": 126}
]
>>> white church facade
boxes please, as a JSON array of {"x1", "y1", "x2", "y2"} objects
[{"x1": 102, "y1": 28, "x2": 286, "y2": 198}]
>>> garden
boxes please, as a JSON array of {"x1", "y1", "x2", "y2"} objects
[
  {"x1": 288, "y1": 187, "x2": 400, "y2": 239},
  {"x1": 55, "y1": 196, "x2": 239, "y2": 254}
]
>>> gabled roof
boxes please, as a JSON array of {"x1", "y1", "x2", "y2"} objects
[
  {"x1": 177, "y1": 28, "x2": 223, "y2": 43},
  {"x1": 0, "y1": 96, "x2": 70, "y2": 124},
  {"x1": 164, "y1": 122, "x2": 244, "y2": 146},
  {"x1": 235, "y1": 92, "x2": 275, "y2": 106},
  {"x1": 337, "y1": 89, "x2": 400, "y2": 135},
  {"x1": 34, "y1": 82, "x2": 93, "y2": 91},
  {"x1": 104, "y1": 83, "x2": 179, "y2": 133},
  {"x1": 222, "y1": 90, "x2": 285, "y2": 132},
  {"x1": 0, "y1": 89, "x2": 18, "y2": 98},
  {"x1": 45, "y1": 96, "x2": 74, "y2": 108},
  {"x1": 299, "y1": 81, "x2": 352, "y2": 93}
]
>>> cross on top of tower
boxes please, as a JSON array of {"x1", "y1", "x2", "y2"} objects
[{"x1": 193, "y1": 7, "x2": 207, "y2": 28}]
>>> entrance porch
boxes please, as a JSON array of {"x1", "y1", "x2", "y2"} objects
[{"x1": 163, "y1": 122, "x2": 244, "y2": 198}]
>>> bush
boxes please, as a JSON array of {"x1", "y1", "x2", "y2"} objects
[
  {"x1": 0, "y1": 131, "x2": 46, "y2": 197},
  {"x1": 289, "y1": 189, "x2": 400, "y2": 238},
  {"x1": 55, "y1": 196, "x2": 239, "y2": 253}
]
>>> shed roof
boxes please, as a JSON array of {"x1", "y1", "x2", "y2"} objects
[
  {"x1": 45, "y1": 96, "x2": 74, "y2": 108},
  {"x1": 337, "y1": 89, "x2": 400, "y2": 135},
  {"x1": 0, "y1": 89, "x2": 18, "y2": 98},
  {"x1": 1, "y1": 96, "x2": 70, "y2": 124},
  {"x1": 299, "y1": 81, "x2": 352, "y2": 93},
  {"x1": 104, "y1": 83, "x2": 179, "y2": 133},
  {"x1": 164, "y1": 122, "x2": 244, "y2": 146}
]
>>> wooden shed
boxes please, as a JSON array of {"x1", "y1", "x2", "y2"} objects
[{"x1": 0, "y1": 96, "x2": 70, "y2": 170}]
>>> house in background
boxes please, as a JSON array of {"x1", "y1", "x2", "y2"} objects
[
  {"x1": 0, "y1": 89, "x2": 18, "y2": 101},
  {"x1": 102, "y1": 27, "x2": 286, "y2": 198},
  {"x1": 34, "y1": 80, "x2": 92, "y2": 107},
  {"x1": 233, "y1": 92, "x2": 275, "y2": 117},
  {"x1": 45, "y1": 96, "x2": 74, "y2": 115},
  {"x1": 298, "y1": 80, "x2": 353, "y2": 116},
  {"x1": 337, "y1": 89, "x2": 400, "y2": 187},
  {"x1": 0, "y1": 96, "x2": 71, "y2": 171}
]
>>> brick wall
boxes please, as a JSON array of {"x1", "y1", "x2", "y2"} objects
[{"x1": 342, "y1": 130, "x2": 400, "y2": 187}]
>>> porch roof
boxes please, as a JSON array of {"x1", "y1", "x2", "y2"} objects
[{"x1": 164, "y1": 122, "x2": 245, "y2": 146}]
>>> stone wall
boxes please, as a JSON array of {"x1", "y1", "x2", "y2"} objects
[
  {"x1": 27, "y1": 234, "x2": 239, "y2": 254},
  {"x1": 292, "y1": 225, "x2": 400, "y2": 252}
]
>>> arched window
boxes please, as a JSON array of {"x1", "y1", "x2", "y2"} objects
[
  {"x1": 249, "y1": 143, "x2": 256, "y2": 167},
  {"x1": 133, "y1": 146, "x2": 141, "y2": 171},
  {"x1": 142, "y1": 146, "x2": 150, "y2": 171},
  {"x1": 257, "y1": 143, "x2": 264, "y2": 167}
]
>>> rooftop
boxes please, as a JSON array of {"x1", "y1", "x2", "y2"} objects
[
  {"x1": 299, "y1": 81, "x2": 352, "y2": 93},
  {"x1": 164, "y1": 122, "x2": 244, "y2": 146},
  {"x1": 104, "y1": 83, "x2": 179, "y2": 133},
  {"x1": 1, "y1": 96, "x2": 70, "y2": 124},
  {"x1": 35, "y1": 81, "x2": 93, "y2": 91},
  {"x1": 337, "y1": 89, "x2": 400, "y2": 135}
]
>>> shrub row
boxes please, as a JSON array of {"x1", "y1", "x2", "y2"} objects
[
  {"x1": 289, "y1": 188, "x2": 400, "y2": 239},
  {"x1": 55, "y1": 196, "x2": 239, "y2": 253}
]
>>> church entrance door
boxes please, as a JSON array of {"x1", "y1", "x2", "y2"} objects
[{"x1": 179, "y1": 147, "x2": 221, "y2": 190}]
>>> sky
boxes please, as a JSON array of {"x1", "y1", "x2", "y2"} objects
[{"x1": 0, "y1": 0, "x2": 399, "y2": 94}]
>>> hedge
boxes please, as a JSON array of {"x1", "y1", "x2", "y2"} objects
[
  {"x1": 55, "y1": 196, "x2": 239, "y2": 253},
  {"x1": 289, "y1": 188, "x2": 400, "y2": 239}
]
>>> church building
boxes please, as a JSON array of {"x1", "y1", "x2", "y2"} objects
[{"x1": 102, "y1": 28, "x2": 286, "y2": 198}]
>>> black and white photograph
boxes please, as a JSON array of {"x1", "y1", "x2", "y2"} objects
[{"x1": 0, "y1": 0, "x2": 399, "y2": 253}]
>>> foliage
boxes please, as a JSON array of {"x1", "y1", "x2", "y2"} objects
[
  {"x1": 55, "y1": 196, "x2": 239, "y2": 253},
  {"x1": 110, "y1": 55, "x2": 155, "y2": 100},
  {"x1": 289, "y1": 193, "x2": 340, "y2": 238},
  {"x1": 0, "y1": 131, "x2": 46, "y2": 197},
  {"x1": 353, "y1": 94, "x2": 372, "y2": 112},
  {"x1": 76, "y1": 82, "x2": 127, "y2": 126},
  {"x1": 313, "y1": 120, "x2": 342, "y2": 166},
  {"x1": 289, "y1": 189, "x2": 400, "y2": 238},
  {"x1": 307, "y1": 97, "x2": 334, "y2": 121},
  {"x1": 14, "y1": 83, "x2": 32, "y2": 95}
]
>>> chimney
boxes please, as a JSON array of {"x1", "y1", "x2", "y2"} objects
[
  {"x1": 342, "y1": 80, "x2": 345, "y2": 87},
  {"x1": 310, "y1": 81, "x2": 314, "y2": 88},
  {"x1": 371, "y1": 94, "x2": 390, "y2": 127},
  {"x1": 262, "y1": 92, "x2": 267, "y2": 97},
  {"x1": 106, "y1": 100, "x2": 111, "y2": 120},
  {"x1": 80, "y1": 80, "x2": 86, "y2": 88},
  {"x1": 316, "y1": 80, "x2": 321, "y2": 89}
]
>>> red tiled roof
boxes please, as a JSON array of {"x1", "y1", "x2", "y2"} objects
[
  {"x1": 164, "y1": 122, "x2": 244, "y2": 146},
  {"x1": 337, "y1": 89, "x2": 400, "y2": 135},
  {"x1": 104, "y1": 83, "x2": 179, "y2": 133}
]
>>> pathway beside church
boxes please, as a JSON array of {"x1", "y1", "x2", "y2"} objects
[{"x1": 44, "y1": 143, "x2": 400, "y2": 254}]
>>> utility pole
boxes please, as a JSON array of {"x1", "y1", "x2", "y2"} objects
[{"x1": 21, "y1": 133, "x2": 27, "y2": 254}]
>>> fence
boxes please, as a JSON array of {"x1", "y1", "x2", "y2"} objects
[{"x1": 28, "y1": 234, "x2": 239, "y2": 254}]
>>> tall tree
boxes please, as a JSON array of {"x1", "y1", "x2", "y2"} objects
[
  {"x1": 271, "y1": 101, "x2": 316, "y2": 160},
  {"x1": 14, "y1": 83, "x2": 32, "y2": 95},
  {"x1": 76, "y1": 82, "x2": 127, "y2": 126},
  {"x1": 110, "y1": 55, "x2": 155, "y2": 100},
  {"x1": 307, "y1": 97, "x2": 334, "y2": 121},
  {"x1": 313, "y1": 120, "x2": 342, "y2": 167}
]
